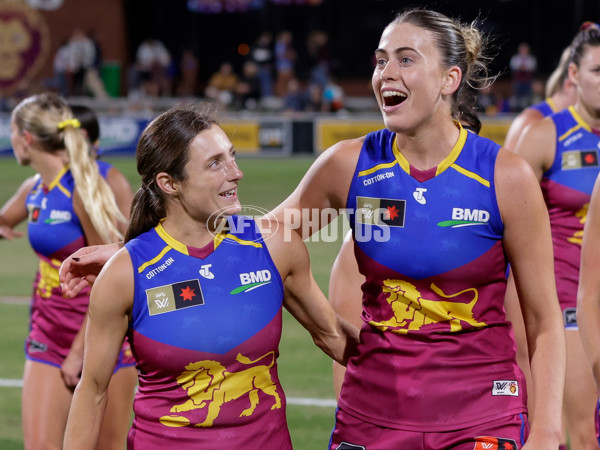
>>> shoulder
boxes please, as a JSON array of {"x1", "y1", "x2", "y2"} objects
[
  {"x1": 255, "y1": 217, "x2": 307, "y2": 274},
  {"x1": 96, "y1": 247, "x2": 134, "y2": 291},
  {"x1": 495, "y1": 148, "x2": 540, "y2": 198},
  {"x1": 516, "y1": 116, "x2": 557, "y2": 160}
]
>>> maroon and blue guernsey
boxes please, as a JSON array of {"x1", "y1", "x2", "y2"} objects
[
  {"x1": 337, "y1": 125, "x2": 527, "y2": 432},
  {"x1": 124, "y1": 217, "x2": 291, "y2": 449},
  {"x1": 542, "y1": 106, "x2": 600, "y2": 327},
  {"x1": 25, "y1": 161, "x2": 133, "y2": 368}
]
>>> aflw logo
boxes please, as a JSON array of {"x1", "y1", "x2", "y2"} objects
[
  {"x1": 491, "y1": 380, "x2": 518, "y2": 396},
  {"x1": 231, "y1": 270, "x2": 272, "y2": 294},
  {"x1": 154, "y1": 292, "x2": 169, "y2": 309}
]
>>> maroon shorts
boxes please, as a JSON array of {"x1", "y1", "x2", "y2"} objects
[{"x1": 330, "y1": 408, "x2": 528, "y2": 450}]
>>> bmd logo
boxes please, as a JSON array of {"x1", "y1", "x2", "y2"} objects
[
  {"x1": 230, "y1": 270, "x2": 272, "y2": 294},
  {"x1": 437, "y1": 208, "x2": 490, "y2": 228}
]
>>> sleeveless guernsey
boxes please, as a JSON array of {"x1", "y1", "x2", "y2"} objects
[
  {"x1": 125, "y1": 216, "x2": 291, "y2": 449},
  {"x1": 338, "y1": 126, "x2": 526, "y2": 432}
]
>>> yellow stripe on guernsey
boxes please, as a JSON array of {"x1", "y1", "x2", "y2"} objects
[
  {"x1": 49, "y1": 166, "x2": 71, "y2": 198},
  {"x1": 214, "y1": 228, "x2": 263, "y2": 250},
  {"x1": 358, "y1": 159, "x2": 399, "y2": 177},
  {"x1": 138, "y1": 223, "x2": 189, "y2": 273},
  {"x1": 388, "y1": 122, "x2": 488, "y2": 187},
  {"x1": 558, "y1": 106, "x2": 591, "y2": 142},
  {"x1": 546, "y1": 97, "x2": 558, "y2": 113},
  {"x1": 138, "y1": 221, "x2": 263, "y2": 273}
]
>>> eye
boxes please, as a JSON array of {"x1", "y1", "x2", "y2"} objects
[
  {"x1": 209, "y1": 159, "x2": 221, "y2": 169},
  {"x1": 375, "y1": 58, "x2": 387, "y2": 68},
  {"x1": 400, "y1": 56, "x2": 412, "y2": 65},
  {"x1": 230, "y1": 150, "x2": 236, "y2": 160}
]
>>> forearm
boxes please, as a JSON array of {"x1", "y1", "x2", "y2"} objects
[
  {"x1": 64, "y1": 383, "x2": 108, "y2": 449},
  {"x1": 526, "y1": 320, "x2": 565, "y2": 440},
  {"x1": 311, "y1": 315, "x2": 359, "y2": 366},
  {"x1": 578, "y1": 295, "x2": 600, "y2": 391}
]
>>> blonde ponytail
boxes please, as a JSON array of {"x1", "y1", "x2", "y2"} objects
[
  {"x1": 62, "y1": 126, "x2": 126, "y2": 243},
  {"x1": 12, "y1": 93, "x2": 126, "y2": 244}
]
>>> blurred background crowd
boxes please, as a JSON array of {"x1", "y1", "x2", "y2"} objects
[{"x1": 1, "y1": 0, "x2": 599, "y2": 117}]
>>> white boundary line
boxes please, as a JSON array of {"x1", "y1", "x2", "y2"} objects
[{"x1": 0, "y1": 378, "x2": 337, "y2": 407}]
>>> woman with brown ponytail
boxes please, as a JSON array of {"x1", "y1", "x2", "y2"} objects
[{"x1": 2, "y1": 93, "x2": 137, "y2": 449}]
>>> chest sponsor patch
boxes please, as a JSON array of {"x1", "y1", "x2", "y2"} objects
[
  {"x1": 562, "y1": 150, "x2": 599, "y2": 170},
  {"x1": 356, "y1": 196, "x2": 406, "y2": 227},
  {"x1": 146, "y1": 279, "x2": 204, "y2": 316},
  {"x1": 491, "y1": 380, "x2": 518, "y2": 396}
]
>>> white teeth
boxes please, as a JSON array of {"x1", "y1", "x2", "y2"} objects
[
  {"x1": 221, "y1": 189, "x2": 235, "y2": 197},
  {"x1": 382, "y1": 91, "x2": 407, "y2": 98}
]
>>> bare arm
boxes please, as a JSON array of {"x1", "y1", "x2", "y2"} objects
[
  {"x1": 0, "y1": 176, "x2": 37, "y2": 239},
  {"x1": 59, "y1": 242, "x2": 123, "y2": 297},
  {"x1": 329, "y1": 232, "x2": 364, "y2": 399},
  {"x1": 577, "y1": 175, "x2": 600, "y2": 391},
  {"x1": 264, "y1": 222, "x2": 360, "y2": 366},
  {"x1": 503, "y1": 108, "x2": 544, "y2": 152},
  {"x1": 64, "y1": 248, "x2": 134, "y2": 449},
  {"x1": 271, "y1": 139, "x2": 362, "y2": 238},
  {"x1": 495, "y1": 149, "x2": 565, "y2": 447},
  {"x1": 106, "y1": 166, "x2": 134, "y2": 234},
  {"x1": 514, "y1": 117, "x2": 557, "y2": 181}
]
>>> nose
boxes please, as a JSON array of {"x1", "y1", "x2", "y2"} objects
[
  {"x1": 227, "y1": 159, "x2": 243, "y2": 181},
  {"x1": 379, "y1": 59, "x2": 398, "y2": 81}
]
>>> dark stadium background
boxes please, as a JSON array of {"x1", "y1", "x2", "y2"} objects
[{"x1": 123, "y1": 0, "x2": 600, "y2": 85}]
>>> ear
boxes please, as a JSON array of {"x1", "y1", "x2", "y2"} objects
[
  {"x1": 22, "y1": 130, "x2": 36, "y2": 146},
  {"x1": 568, "y1": 62, "x2": 579, "y2": 86},
  {"x1": 156, "y1": 172, "x2": 178, "y2": 196},
  {"x1": 441, "y1": 66, "x2": 462, "y2": 96}
]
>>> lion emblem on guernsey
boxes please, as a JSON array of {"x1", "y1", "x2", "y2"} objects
[
  {"x1": 368, "y1": 279, "x2": 486, "y2": 334},
  {"x1": 159, "y1": 351, "x2": 281, "y2": 428}
]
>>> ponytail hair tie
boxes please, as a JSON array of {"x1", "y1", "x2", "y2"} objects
[
  {"x1": 57, "y1": 118, "x2": 81, "y2": 131},
  {"x1": 580, "y1": 21, "x2": 600, "y2": 31}
]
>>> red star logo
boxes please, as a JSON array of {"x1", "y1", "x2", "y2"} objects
[
  {"x1": 386, "y1": 205, "x2": 399, "y2": 220},
  {"x1": 585, "y1": 153, "x2": 596, "y2": 164},
  {"x1": 180, "y1": 286, "x2": 196, "y2": 301}
]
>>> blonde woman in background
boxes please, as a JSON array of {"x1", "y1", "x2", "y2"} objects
[{"x1": 1, "y1": 93, "x2": 137, "y2": 449}]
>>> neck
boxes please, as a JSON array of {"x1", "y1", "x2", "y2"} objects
[
  {"x1": 394, "y1": 117, "x2": 461, "y2": 171},
  {"x1": 160, "y1": 210, "x2": 223, "y2": 249},
  {"x1": 574, "y1": 101, "x2": 600, "y2": 129},
  {"x1": 30, "y1": 150, "x2": 68, "y2": 186},
  {"x1": 550, "y1": 92, "x2": 573, "y2": 111}
]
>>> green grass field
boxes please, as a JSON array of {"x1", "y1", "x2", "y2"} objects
[{"x1": 0, "y1": 155, "x2": 347, "y2": 449}]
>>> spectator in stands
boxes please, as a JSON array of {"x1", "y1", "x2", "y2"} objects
[
  {"x1": 249, "y1": 31, "x2": 275, "y2": 97},
  {"x1": 234, "y1": 60, "x2": 262, "y2": 110},
  {"x1": 305, "y1": 82, "x2": 323, "y2": 112},
  {"x1": 274, "y1": 30, "x2": 296, "y2": 97},
  {"x1": 282, "y1": 77, "x2": 308, "y2": 113},
  {"x1": 51, "y1": 39, "x2": 70, "y2": 96},
  {"x1": 307, "y1": 30, "x2": 331, "y2": 89},
  {"x1": 510, "y1": 42, "x2": 537, "y2": 111},
  {"x1": 321, "y1": 78, "x2": 344, "y2": 112},
  {"x1": 135, "y1": 37, "x2": 172, "y2": 97},
  {"x1": 204, "y1": 61, "x2": 240, "y2": 108},
  {"x1": 66, "y1": 29, "x2": 106, "y2": 98},
  {"x1": 175, "y1": 49, "x2": 199, "y2": 97}
]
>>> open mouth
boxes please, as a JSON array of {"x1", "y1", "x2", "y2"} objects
[
  {"x1": 382, "y1": 91, "x2": 407, "y2": 107},
  {"x1": 220, "y1": 189, "x2": 237, "y2": 198}
]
